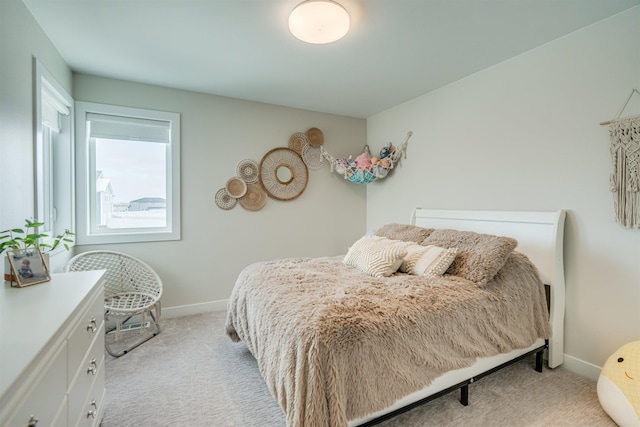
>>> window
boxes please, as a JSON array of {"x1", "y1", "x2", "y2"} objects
[
  {"x1": 34, "y1": 58, "x2": 74, "y2": 250},
  {"x1": 75, "y1": 102, "x2": 181, "y2": 244}
]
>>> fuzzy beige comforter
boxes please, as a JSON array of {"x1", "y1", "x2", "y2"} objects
[{"x1": 225, "y1": 252, "x2": 551, "y2": 427}]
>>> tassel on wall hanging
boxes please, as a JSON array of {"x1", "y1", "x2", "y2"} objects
[
  {"x1": 601, "y1": 89, "x2": 640, "y2": 228},
  {"x1": 320, "y1": 131, "x2": 413, "y2": 184}
]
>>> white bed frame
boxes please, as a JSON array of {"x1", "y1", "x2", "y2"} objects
[{"x1": 350, "y1": 208, "x2": 566, "y2": 426}]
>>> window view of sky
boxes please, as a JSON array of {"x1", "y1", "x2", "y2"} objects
[{"x1": 95, "y1": 138, "x2": 166, "y2": 204}]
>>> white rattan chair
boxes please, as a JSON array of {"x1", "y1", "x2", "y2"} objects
[{"x1": 64, "y1": 250, "x2": 162, "y2": 357}]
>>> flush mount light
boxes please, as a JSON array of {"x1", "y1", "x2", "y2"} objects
[{"x1": 289, "y1": 0, "x2": 350, "y2": 44}]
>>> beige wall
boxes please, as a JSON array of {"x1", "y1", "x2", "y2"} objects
[
  {"x1": 73, "y1": 74, "x2": 367, "y2": 311},
  {"x1": 0, "y1": 0, "x2": 74, "y2": 273},
  {"x1": 366, "y1": 7, "x2": 640, "y2": 377}
]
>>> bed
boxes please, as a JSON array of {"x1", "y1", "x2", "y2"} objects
[{"x1": 225, "y1": 208, "x2": 566, "y2": 427}]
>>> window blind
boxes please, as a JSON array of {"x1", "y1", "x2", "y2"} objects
[
  {"x1": 87, "y1": 113, "x2": 171, "y2": 143},
  {"x1": 42, "y1": 79, "x2": 70, "y2": 133}
]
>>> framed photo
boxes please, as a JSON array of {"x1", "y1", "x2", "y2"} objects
[{"x1": 6, "y1": 247, "x2": 51, "y2": 287}]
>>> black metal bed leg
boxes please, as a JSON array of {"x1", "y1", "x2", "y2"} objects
[
  {"x1": 460, "y1": 384, "x2": 469, "y2": 406},
  {"x1": 535, "y1": 349, "x2": 544, "y2": 372}
]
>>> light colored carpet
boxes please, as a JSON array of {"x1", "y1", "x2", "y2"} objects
[{"x1": 103, "y1": 311, "x2": 615, "y2": 427}]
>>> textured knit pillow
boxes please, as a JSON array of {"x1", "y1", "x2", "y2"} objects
[
  {"x1": 422, "y1": 229, "x2": 517, "y2": 285},
  {"x1": 399, "y1": 244, "x2": 459, "y2": 277},
  {"x1": 375, "y1": 223, "x2": 435, "y2": 243},
  {"x1": 343, "y1": 236, "x2": 409, "y2": 278}
]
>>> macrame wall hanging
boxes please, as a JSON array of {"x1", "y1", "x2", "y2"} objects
[
  {"x1": 320, "y1": 131, "x2": 413, "y2": 184},
  {"x1": 601, "y1": 89, "x2": 640, "y2": 228}
]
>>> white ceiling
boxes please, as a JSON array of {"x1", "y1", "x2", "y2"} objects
[{"x1": 22, "y1": 0, "x2": 640, "y2": 119}]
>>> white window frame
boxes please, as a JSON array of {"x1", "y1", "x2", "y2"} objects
[
  {"x1": 75, "y1": 101, "x2": 181, "y2": 244},
  {"x1": 34, "y1": 58, "x2": 75, "y2": 253}
]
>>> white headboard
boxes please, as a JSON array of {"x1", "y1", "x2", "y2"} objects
[{"x1": 411, "y1": 208, "x2": 566, "y2": 368}]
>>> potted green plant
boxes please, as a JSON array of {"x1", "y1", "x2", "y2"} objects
[{"x1": 1, "y1": 219, "x2": 74, "y2": 282}]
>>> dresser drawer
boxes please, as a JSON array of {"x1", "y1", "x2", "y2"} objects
[
  {"x1": 68, "y1": 322, "x2": 105, "y2": 424},
  {"x1": 67, "y1": 291, "x2": 104, "y2": 384},
  {"x1": 3, "y1": 344, "x2": 66, "y2": 427}
]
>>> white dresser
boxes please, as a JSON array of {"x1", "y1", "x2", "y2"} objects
[{"x1": 0, "y1": 270, "x2": 106, "y2": 427}]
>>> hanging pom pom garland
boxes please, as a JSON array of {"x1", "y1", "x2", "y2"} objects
[{"x1": 320, "y1": 131, "x2": 412, "y2": 184}]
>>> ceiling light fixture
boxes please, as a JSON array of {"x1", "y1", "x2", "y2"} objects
[{"x1": 289, "y1": 0, "x2": 350, "y2": 44}]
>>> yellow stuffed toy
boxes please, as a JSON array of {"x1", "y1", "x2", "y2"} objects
[{"x1": 598, "y1": 341, "x2": 640, "y2": 426}]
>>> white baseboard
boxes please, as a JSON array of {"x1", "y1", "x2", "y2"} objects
[
  {"x1": 561, "y1": 353, "x2": 602, "y2": 381},
  {"x1": 162, "y1": 299, "x2": 228, "y2": 319}
]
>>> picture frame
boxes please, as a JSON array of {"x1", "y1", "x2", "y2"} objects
[{"x1": 6, "y1": 247, "x2": 51, "y2": 287}]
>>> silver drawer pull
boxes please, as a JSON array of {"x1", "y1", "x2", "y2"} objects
[
  {"x1": 86, "y1": 317, "x2": 97, "y2": 333},
  {"x1": 87, "y1": 400, "x2": 97, "y2": 418},
  {"x1": 28, "y1": 415, "x2": 39, "y2": 426},
  {"x1": 87, "y1": 357, "x2": 97, "y2": 375}
]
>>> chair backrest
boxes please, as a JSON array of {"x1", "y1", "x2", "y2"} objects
[{"x1": 65, "y1": 251, "x2": 162, "y2": 300}]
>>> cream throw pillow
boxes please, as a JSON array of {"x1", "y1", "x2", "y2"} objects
[
  {"x1": 343, "y1": 236, "x2": 409, "y2": 278},
  {"x1": 400, "y1": 244, "x2": 458, "y2": 277}
]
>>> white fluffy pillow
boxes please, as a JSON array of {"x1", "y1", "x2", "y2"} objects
[
  {"x1": 343, "y1": 236, "x2": 409, "y2": 278},
  {"x1": 399, "y1": 244, "x2": 458, "y2": 277}
]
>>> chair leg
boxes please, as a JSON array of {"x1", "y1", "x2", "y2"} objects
[
  {"x1": 105, "y1": 313, "x2": 161, "y2": 357},
  {"x1": 140, "y1": 311, "x2": 146, "y2": 334}
]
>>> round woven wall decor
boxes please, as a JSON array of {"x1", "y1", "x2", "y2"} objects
[
  {"x1": 259, "y1": 147, "x2": 308, "y2": 201},
  {"x1": 236, "y1": 159, "x2": 259, "y2": 184},
  {"x1": 215, "y1": 188, "x2": 237, "y2": 210},
  {"x1": 306, "y1": 127, "x2": 324, "y2": 147},
  {"x1": 226, "y1": 177, "x2": 247, "y2": 198},
  {"x1": 288, "y1": 132, "x2": 309, "y2": 154},
  {"x1": 302, "y1": 144, "x2": 324, "y2": 170},
  {"x1": 239, "y1": 183, "x2": 268, "y2": 211}
]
